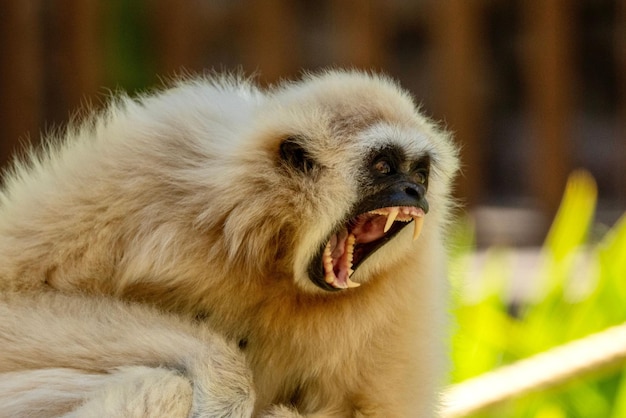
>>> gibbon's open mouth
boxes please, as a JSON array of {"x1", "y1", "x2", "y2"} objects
[{"x1": 310, "y1": 205, "x2": 426, "y2": 291}]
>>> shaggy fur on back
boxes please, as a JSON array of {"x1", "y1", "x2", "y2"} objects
[{"x1": 0, "y1": 70, "x2": 459, "y2": 417}]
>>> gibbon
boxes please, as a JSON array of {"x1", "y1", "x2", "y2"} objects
[{"x1": 0, "y1": 70, "x2": 459, "y2": 417}]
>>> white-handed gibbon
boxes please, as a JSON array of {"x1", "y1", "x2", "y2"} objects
[{"x1": 0, "y1": 70, "x2": 459, "y2": 417}]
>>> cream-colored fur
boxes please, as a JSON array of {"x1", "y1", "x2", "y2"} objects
[
  {"x1": 1, "y1": 366, "x2": 194, "y2": 418},
  {"x1": 0, "y1": 70, "x2": 459, "y2": 417}
]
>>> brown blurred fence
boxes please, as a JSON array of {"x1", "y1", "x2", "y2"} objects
[{"x1": 0, "y1": 0, "x2": 624, "y2": 217}]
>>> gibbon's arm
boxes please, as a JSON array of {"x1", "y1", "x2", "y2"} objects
[
  {"x1": 1, "y1": 366, "x2": 194, "y2": 418},
  {"x1": 0, "y1": 291, "x2": 255, "y2": 418}
]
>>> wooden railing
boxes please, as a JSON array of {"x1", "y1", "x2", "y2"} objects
[{"x1": 442, "y1": 323, "x2": 626, "y2": 417}]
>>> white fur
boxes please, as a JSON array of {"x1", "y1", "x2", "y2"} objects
[{"x1": 0, "y1": 70, "x2": 459, "y2": 417}]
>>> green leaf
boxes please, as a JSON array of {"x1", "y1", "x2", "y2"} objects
[{"x1": 544, "y1": 170, "x2": 597, "y2": 262}]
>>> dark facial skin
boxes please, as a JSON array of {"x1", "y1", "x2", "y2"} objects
[{"x1": 294, "y1": 143, "x2": 431, "y2": 292}]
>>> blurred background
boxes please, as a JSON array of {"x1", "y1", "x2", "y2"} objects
[
  {"x1": 1, "y1": 1, "x2": 626, "y2": 416},
  {"x1": 1, "y1": 0, "x2": 624, "y2": 247}
]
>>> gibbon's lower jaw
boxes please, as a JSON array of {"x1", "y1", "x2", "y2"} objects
[{"x1": 309, "y1": 205, "x2": 426, "y2": 291}]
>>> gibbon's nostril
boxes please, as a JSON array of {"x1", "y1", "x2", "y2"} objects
[
  {"x1": 402, "y1": 184, "x2": 429, "y2": 213},
  {"x1": 404, "y1": 185, "x2": 422, "y2": 199},
  {"x1": 382, "y1": 181, "x2": 428, "y2": 212}
]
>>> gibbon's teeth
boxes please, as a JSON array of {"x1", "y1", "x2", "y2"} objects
[
  {"x1": 346, "y1": 278, "x2": 360, "y2": 288},
  {"x1": 345, "y1": 234, "x2": 356, "y2": 286},
  {"x1": 346, "y1": 233, "x2": 356, "y2": 264},
  {"x1": 347, "y1": 234, "x2": 356, "y2": 246},
  {"x1": 412, "y1": 214, "x2": 425, "y2": 241},
  {"x1": 323, "y1": 242, "x2": 334, "y2": 283},
  {"x1": 383, "y1": 207, "x2": 400, "y2": 233},
  {"x1": 321, "y1": 234, "x2": 360, "y2": 289},
  {"x1": 323, "y1": 242, "x2": 332, "y2": 264}
]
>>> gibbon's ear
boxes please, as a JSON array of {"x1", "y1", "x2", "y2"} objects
[{"x1": 279, "y1": 137, "x2": 318, "y2": 175}]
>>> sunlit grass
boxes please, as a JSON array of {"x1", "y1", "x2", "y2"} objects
[{"x1": 450, "y1": 171, "x2": 626, "y2": 417}]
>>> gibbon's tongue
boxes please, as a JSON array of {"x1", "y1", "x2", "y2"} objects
[{"x1": 322, "y1": 206, "x2": 425, "y2": 289}]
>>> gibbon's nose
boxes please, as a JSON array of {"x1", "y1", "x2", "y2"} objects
[{"x1": 386, "y1": 181, "x2": 429, "y2": 214}]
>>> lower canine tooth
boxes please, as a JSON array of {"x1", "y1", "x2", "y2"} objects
[
  {"x1": 412, "y1": 216, "x2": 425, "y2": 241},
  {"x1": 347, "y1": 278, "x2": 361, "y2": 288}
]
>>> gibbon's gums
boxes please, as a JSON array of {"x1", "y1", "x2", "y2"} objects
[{"x1": 0, "y1": 70, "x2": 459, "y2": 417}]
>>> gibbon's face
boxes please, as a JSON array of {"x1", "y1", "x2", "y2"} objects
[
  {"x1": 307, "y1": 148, "x2": 430, "y2": 291},
  {"x1": 284, "y1": 135, "x2": 431, "y2": 292},
  {"x1": 230, "y1": 72, "x2": 456, "y2": 293}
]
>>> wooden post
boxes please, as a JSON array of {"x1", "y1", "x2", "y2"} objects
[
  {"x1": 521, "y1": 0, "x2": 574, "y2": 213},
  {"x1": 0, "y1": 0, "x2": 43, "y2": 169},
  {"x1": 53, "y1": 0, "x2": 103, "y2": 114},
  {"x1": 239, "y1": 0, "x2": 299, "y2": 84},
  {"x1": 617, "y1": 0, "x2": 626, "y2": 206},
  {"x1": 430, "y1": 0, "x2": 487, "y2": 206},
  {"x1": 151, "y1": 0, "x2": 200, "y2": 76},
  {"x1": 329, "y1": 0, "x2": 389, "y2": 69}
]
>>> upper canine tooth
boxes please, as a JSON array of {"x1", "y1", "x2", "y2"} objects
[
  {"x1": 412, "y1": 216, "x2": 425, "y2": 241},
  {"x1": 384, "y1": 207, "x2": 400, "y2": 233}
]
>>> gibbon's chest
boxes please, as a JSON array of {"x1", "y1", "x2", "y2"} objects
[{"x1": 205, "y1": 290, "x2": 391, "y2": 410}]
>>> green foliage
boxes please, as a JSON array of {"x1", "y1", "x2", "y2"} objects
[{"x1": 451, "y1": 171, "x2": 626, "y2": 417}]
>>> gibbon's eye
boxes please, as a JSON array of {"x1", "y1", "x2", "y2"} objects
[
  {"x1": 373, "y1": 159, "x2": 393, "y2": 175},
  {"x1": 412, "y1": 156, "x2": 431, "y2": 186},
  {"x1": 415, "y1": 170, "x2": 427, "y2": 185},
  {"x1": 369, "y1": 146, "x2": 403, "y2": 177},
  {"x1": 279, "y1": 137, "x2": 317, "y2": 174}
]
